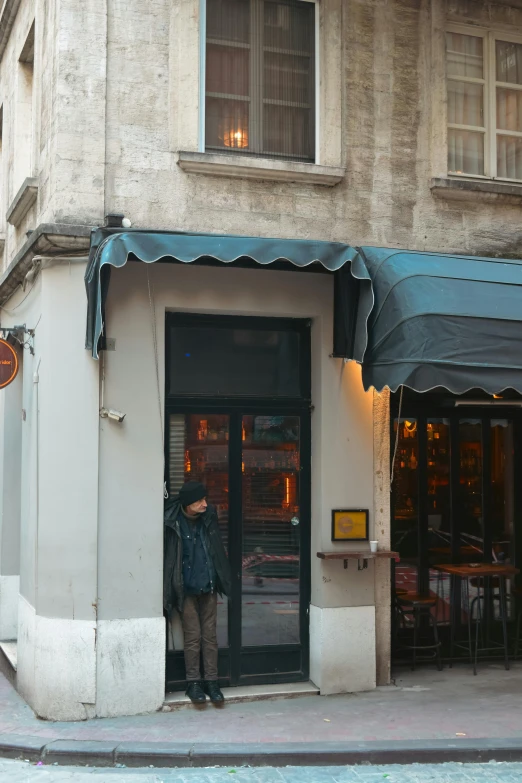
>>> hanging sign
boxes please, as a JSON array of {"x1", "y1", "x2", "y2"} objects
[{"x1": 0, "y1": 339, "x2": 18, "y2": 389}]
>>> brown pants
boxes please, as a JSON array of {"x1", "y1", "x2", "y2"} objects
[{"x1": 181, "y1": 592, "x2": 218, "y2": 681}]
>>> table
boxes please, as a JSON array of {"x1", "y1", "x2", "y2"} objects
[{"x1": 432, "y1": 563, "x2": 519, "y2": 674}]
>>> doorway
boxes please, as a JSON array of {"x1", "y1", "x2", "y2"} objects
[
  {"x1": 391, "y1": 390, "x2": 522, "y2": 654},
  {"x1": 165, "y1": 314, "x2": 311, "y2": 689}
]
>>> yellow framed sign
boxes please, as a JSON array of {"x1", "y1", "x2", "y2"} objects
[{"x1": 331, "y1": 509, "x2": 369, "y2": 542}]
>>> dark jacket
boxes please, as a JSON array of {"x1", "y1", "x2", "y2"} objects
[{"x1": 164, "y1": 496, "x2": 232, "y2": 614}]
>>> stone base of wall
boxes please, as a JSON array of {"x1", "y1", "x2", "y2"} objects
[
  {"x1": 16, "y1": 595, "x2": 165, "y2": 721},
  {"x1": 309, "y1": 604, "x2": 376, "y2": 695},
  {"x1": 95, "y1": 617, "x2": 165, "y2": 718}
]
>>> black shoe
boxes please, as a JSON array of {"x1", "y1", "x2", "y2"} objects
[
  {"x1": 204, "y1": 680, "x2": 225, "y2": 703},
  {"x1": 186, "y1": 681, "x2": 206, "y2": 704}
]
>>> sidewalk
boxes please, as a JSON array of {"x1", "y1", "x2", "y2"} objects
[{"x1": 1, "y1": 663, "x2": 522, "y2": 767}]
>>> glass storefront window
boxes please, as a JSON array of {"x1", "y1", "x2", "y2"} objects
[
  {"x1": 426, "y1": 419, "x2": 451, "y2": 623},
  {"x1": 168, "y1": 323, "x2": 302, "y2": 397},
  {"x1": 491, "y1": 419, "x2": 514, "y2": 563},
  {"x1": 392, "y1": 418, "x2": 419, "y2": 595},
  {"x1": 459, "y1": 419, "x2": 484, "y2": 558}
]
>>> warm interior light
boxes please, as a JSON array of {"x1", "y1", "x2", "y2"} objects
[
  {"x1": 283, "y1": 476, "x2": 291, "y2": 508},
  {"x1": 493, "y1": 394, "x2": 503, "y2": 399},
  {"x1": 223, "y1": 127, "x2": 249, "y2": 149}
]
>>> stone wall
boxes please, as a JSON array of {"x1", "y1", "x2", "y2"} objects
[
  {"x1": 100, "y1": 0, "x2": 522, "y2": 257},
  {"x1": 1, "y1": 0, "x2": 521, "y2": 269}
]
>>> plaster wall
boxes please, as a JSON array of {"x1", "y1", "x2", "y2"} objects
[
  {"x1": 0, "y1": 274, "x2": 41, "y2": 615},
  {"x1": 100, "y1": 261, "x2": 374, "y2": 620},
  {"x1": 2, "y1": 261, "x2": 99, "y2": 622},
  {"x1": 0, "y1": 574, "x2": 19, "y2": 639},
  {"x1": 35, "y1": 261, "x2": 99, "y2": 620},
  {"x1": 0, "y1": 357, "x2": 22, "y2": 639},
  {"x1": 0, "y1": 356, "x2": 22, "y2": 576}
]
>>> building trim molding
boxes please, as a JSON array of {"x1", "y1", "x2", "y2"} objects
[
  {"x1": 431, "y1": 176, "x2": 522, "y2": 204},
  {"x1": 6, "y1": 178, "x2": 38, "y2": 227},
  {"x1": 177, "y1": 151, "x2": 345, "y2": 186},
  {"x1": 0, "y1": 223, "x2": 93, "y2": 306},
  {"x1": 0, "y1": 0, "x2": 21, "y2": 61}
]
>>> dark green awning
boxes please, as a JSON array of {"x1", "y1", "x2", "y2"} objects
[
  {"x1": 85, "y1": 229, "x2": 356, "y2": 358},
  {"x1": 345, "y1": 246, "x2": 522, "y2": 395},
  {"x1": 85, "y1": 231, "x2": 522, "y2": 396}
]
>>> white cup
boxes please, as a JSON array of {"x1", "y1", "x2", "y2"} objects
[{"x1": 370, "y1": 540, "x2": 378, "y2": 553}]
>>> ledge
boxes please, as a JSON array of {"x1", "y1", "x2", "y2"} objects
[
  {"x1": 0, "y1": 222, "x2": 92, "y2": 305},
  {"x1": 6, "y1": 177, "x2": 38, "y2": 226},
  {"x1": 317, "y1": 551, "x2": 399, "y2": 560},
  {"x1": 431, "y1": 177, "x2": 522, "y2": 204},
  {"x1": 0, "y1": 0, "x2": 22, "y2": 62},
  {"x1": 177, "y1": 151, "x2": 345, "y2": 186}
]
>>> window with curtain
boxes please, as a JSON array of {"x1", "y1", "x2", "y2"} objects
[
  {"x1": 446, "y1": 29, "x2": 522, "y2": 180},
  {"x1": 205, "y1": 0, "x2": 316, "y2": 162}
]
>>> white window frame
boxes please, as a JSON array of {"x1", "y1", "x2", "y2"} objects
[
  {"x1": 199, "y1": 0, "x2": 320, "y2": 164},
  {"x1": 447, "y1": 23, "x2": 522, "y2": 183}
]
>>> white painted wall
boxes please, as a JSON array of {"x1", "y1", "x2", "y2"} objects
[
  {"x1": 100, "y1": 260, "x2": 375, "y2": 694},
  {"x1": 0, "y1": 356, "x2": 22, "y2": 639},
  {"x1": 0, "y1": 272, "x2": 41, "y2": 638},
  {"x1": 3, "y1": 261, "x2": 100, "y2": 720}
]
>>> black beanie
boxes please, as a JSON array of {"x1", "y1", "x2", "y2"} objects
[{"x1": 179, "y1": 481, "x2": 207, "y2": 507}]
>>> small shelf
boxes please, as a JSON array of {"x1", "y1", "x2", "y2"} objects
[
  {"x1": 317, "y1": 551, "x2": 400, "y2": 560},
  {"x1": 317, "y1": 550, "x2": 400, "y2": 571}
]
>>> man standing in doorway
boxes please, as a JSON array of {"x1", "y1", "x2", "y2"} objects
[{"x1": 164, "y1": 481, "x2": 231, "y2": 704}]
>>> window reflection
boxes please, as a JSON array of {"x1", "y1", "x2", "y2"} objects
[
  {"x1": 241, "y1": 415, "x2": 300, "y2": 647},
  {"x1": 459, "y1": 420, "x2": 483, "y2": 555},
  {"x1": 491, "y1": 420, "x2": 514, "y2": 563},
  {"x1": 392, "y1": 419, "x2": 419, "y2": 595}
]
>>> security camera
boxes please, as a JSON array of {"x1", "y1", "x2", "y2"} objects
[{"x1": 100, "y1": 407, "x2": 126, "y2": 423}]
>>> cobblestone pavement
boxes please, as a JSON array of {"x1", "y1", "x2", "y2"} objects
[{"x1": 0, "y1": 761, "x2": 521, "y2": 782}]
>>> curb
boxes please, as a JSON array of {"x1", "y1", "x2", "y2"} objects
[{"x1": 2, "y1": 736, "x2": 522, "y2": 768}]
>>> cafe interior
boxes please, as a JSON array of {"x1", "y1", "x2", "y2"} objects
[{"x1": 391, "y1": 387, "x2": 522, "y2": 674}]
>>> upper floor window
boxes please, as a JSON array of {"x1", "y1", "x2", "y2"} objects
[
  {"x1": 205, "y1": 0, "x2": 316, "y2": 162},
  {"x1": 447, "y1": 26, "x2": 522, "y2": 181}
]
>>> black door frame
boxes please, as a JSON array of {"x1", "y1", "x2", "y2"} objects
[
  {"x1": 164, "y1": 313, "x2": 312, "y2": 690},
  {"x1": 390, "y1": 393, "x2": 522, "y2": 598}
]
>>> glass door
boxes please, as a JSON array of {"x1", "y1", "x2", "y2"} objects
[
  {"x1": 240, "y1": 414, "x2": 303, "y2": 677},
  {"x1": 165, "y1": 313, "x2": 311, "y2": 689},
  {"x1": 165, "y1": 409, "x2": 310, "y2": 689}
]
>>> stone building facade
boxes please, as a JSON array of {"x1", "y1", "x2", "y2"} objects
[{"x1": 0, "y1": 0, "x2": 521, "y2": 720}]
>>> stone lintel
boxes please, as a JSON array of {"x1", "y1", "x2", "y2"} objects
[
  {"x1": 177, "y1": 151, "x2": 345, "y2": 187},
  {"x1": 6, "y1": 178, "x2": 38, "y2": 227}
]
